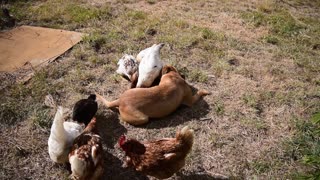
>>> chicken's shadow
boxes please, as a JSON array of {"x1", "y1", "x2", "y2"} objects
[
  {"x1": 102, "y1": 151, "x2": 149, "y2": 180},
  {"x1": 96, "y1": 111, "x2": 149, "y2": 179},
  {"x1": 176, "y1": 172, "x2": 228, "y2": 180},
  {"x1": 96, "y1": 111, "x2": 125, "y2": 148}
]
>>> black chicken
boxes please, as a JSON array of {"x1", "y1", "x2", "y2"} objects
[
  {"x1": 72, "y1": 94, "x2": 98, "y2": 126},
  {"x1": 1, "y1": 8, "x2": 15, "y2": 29}
]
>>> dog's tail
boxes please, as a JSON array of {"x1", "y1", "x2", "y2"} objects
[{"x1": 95, "y1": 93, "x2": 120, "y2": 108}]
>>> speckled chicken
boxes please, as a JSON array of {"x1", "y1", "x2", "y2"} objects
[
  {"x1": 116, "y1": 54, "x2": 138, "y2": 81},
  {"x1": 119, "y1": 126, "x2": 194, "y2": 179},
  {"x1": 72, "y1": 94, "x2": 98, "y2": 126},
  {"x1": 48, "y1": 106, "x2": 84, "y2": 163},
  {"x1": 69, "y1": 117, "x2": 104, "y2": 180}
]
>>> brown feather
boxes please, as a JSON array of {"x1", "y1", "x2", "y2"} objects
[{"x1": 119, "y1": 126, "x2": 194, "y2": 179}]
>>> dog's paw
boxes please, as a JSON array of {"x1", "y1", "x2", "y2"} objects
[{"x1": 199, "y1": 90, "x2": 211, "y2": 96}]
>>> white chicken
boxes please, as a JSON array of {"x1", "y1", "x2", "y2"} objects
[
  {"x1": 69, "y1": 117, "x2": 104, "y2": 180},
  {"x1": 136, "y1": 44, "x2": 156, "y2": 63},
  {"x1": 136, "y1": 43, "x2": 164, "y2": 88},
  {"x1": 116, "y1": 54, "x2": 138, "y2": 81},
  {"x1": 48, "y1": 106, "x2": 84, "y2": 163}
]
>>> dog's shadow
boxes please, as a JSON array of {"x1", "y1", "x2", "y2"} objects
[{"x1": 144, "y1": 86, "x2": 211, "y2": 129}]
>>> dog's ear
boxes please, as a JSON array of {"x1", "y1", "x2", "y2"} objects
[{"x1": 162, "y1": 65, "x2": 177, "y2": 75}]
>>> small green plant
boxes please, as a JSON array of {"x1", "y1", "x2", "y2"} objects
[
  {"x1": 251, "y1": 161, "x2": 271, "y2": 174},
  {"x1": 241, "y1": 11, "x2": 266, "y2": 27},
  {"x1": 146, "y1": 0, "x2": 156, "y2": 4},
  {"x1": 243, "y1": 93, "x2": 257, "y2": 107},
  {"x1": 264, "y1": 35, "x2": 279, "y2": 45},
  {"x1": 88, "y1": 55, "x2": 104, "y2": 65},
  {"x1": 188, "y1": 70, "x2": 208, "y2": 83},
  {"x1": 242, "y1": 9, "x2": 304, "y2": 37},
  {"x1": 286, "y1": 113, "x2": 320, "y2": 179},
  {"x1": 126, "y1": 10, "x2": 147, "y2": 20},
  {"x1": 0, "y1": 101, "x2": 25, "y2": 125},
  {"x1": 83, "y1": 33, "x2": 107, "y2": 52},
  {"x1": 214, "y1": 101, "x2": 225, "y2": 116},
  {"x1": 31, "y1": 107, "x2": 52, "y2": 128}
]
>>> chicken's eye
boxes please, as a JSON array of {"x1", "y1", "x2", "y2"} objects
[{"x1": 153, "y1": 65, "x2": 157, "y2": 68}]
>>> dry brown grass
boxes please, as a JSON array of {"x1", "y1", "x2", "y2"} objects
[{"x1": 1, "y1": 0, "x2": 319, "y2": 179}]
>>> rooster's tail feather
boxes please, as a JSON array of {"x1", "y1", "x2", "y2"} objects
[{"x1": 176, "y1": 126, "x2": 194, "y2": 150}]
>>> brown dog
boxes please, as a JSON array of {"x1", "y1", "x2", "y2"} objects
[{"x1": 96, "y1": 65, "x2": 210, "y2": 125}]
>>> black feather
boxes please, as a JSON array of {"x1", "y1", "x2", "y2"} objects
[{"x1": 72, "y1": 94, "x2": 98, "y2": 126}]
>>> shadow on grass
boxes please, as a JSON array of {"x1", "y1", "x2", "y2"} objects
[
  {"x1": 176, "y1": 173, "x2": 227, "y2": 180},
  {"x1": 96, "y1": 111, "x2": 125, "y2": 148},
  {"x1": 144, "y1": 97, "x2": 211, "y2": 129},
  {"x1": 102, "y1": 151, "x2": 149, "y2": 180},
  {"x1": 96, "y1": 111, "x2": 149, "y2": 179},
  {"x1": 176, "y1": 171, "x2": 228, "y2": 180}
]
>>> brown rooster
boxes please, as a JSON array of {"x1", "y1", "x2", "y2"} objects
[
  {"x1": 68, "y1": 118, "x2": 104, "y2": 180},
  {"x1": 119, "y1": 126, "x2": 194, "y2": 179}
]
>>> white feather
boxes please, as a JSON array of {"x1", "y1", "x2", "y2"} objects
[
  {"x1": 48, "y1": 106, "x2": 84, "y2": 163},
  {"x1": 136, "y1": 43, "x2": 164, "y2": 88}
]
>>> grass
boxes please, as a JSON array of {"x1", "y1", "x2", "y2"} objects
[
  {"x1": 241, "y1": 5, "x2": 320, "y2": 74},
  {"x1": 9, "y1": 0, "x2": 111, "y2": 29},
  {"x1": 1, "y1": 0, "x2": 320, "y2": 179},
  {"x1": 286, "y1": 113, "x2": 320, "y2": 179}
]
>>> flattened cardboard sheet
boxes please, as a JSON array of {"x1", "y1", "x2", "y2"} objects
[{"x1": 0, "y1": 26, "x2": 83, "y2": 72}]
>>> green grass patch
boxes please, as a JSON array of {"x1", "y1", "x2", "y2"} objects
[
  {"x1": 0, "y1": 99, "x2": 26, "y2": 125},
  {"x1": 251, "y1": 160, "x2": 271, "y2": 174},
  {"x1": 263, "y1": 35, "x2": 279, "y2": 45},
  {"x1": 241, "y1": 8, "x2": 304, "y2": 37},
  {"x1": 242, "y1": 6, "x2": 319, "y2": 74},
  {"x1": 285, "y1": 113, "x2": 320, "y2": 179},
  {"x1": 188, "y1": 69, "x2": 208, "y2": 83},
  {"x1": 213, "y1": 101, "x2": 225, "y2": 116},
  {"x1": 30, "y1": 107, "x2": 52, "y2": 128},
  {"x1": 10, "y1": 0, "x2": 111, "y2": 29},
  {"x1": 240, "y1": 117, "x2": 268, "y2": 131}
]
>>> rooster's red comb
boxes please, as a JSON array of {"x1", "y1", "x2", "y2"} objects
[{"x1": 118, "y1": 135, "x2": 126, "y2": 146}]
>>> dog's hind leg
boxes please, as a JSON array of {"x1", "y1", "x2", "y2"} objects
[
  {"x1": 182, "y1": 89, "x2": 211, "y2": 107},
  {"x1": 95, "y1": 93, "x2": 120, "y2": 108},
  {"x1": 119, "y1": 106, "x2": 149, "y2": 126}
]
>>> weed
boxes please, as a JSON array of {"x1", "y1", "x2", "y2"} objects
[
  {"x1": 241, "y1": 118, "x2": 268, "y2": 131},
  {"x1": 0, "y1": 100, "x2": 25, "y2": 125},
  {"x1": 110, "y1": 74, "x2": 122, "y2": 83},
  {"x1": 242, "y1": 8, "x2": 304, "y2": 37},
  {"x1": 30, "y1": 107, "x2": 52, "y2": 128},
  {"x1": 285, "y1": 114, "x2": 320, "y2": 179},
  {"x1": 10, "y1": 0, "x2": 111, "y2": 28},
  {"x1": 200, "y1": 27, "x2": 224, "y2": 41},
  {"x1": 241, "y1": 11, "x2": 266, "y2": 27},
  {"x1": 103, "y1": 64, "x2": 115, "y2": 72},
  {"x1": 263, "y1": 35, "x2": 279, "y2": 45},
  {"x1": 83, "y1": 33, "x2": 107, "y2": 52},
  {"x1": 188, "y1": 69, "x2": 208, "y2": 83},
  {"x1": 126, "y1": 10, "x2": 147, "y2": 20},
  {"x1": 146, "y1": 0, "x2": 156, "y2": 4},
  {"x1": 214, "y1": 101, "x2": 225, "y2": 116},
  {"x1": 251, "y1": 161, "x2": 271, "y2": 174},
  {"x1": 88, "y1": 55, "x2": 105, "y2": 65},
  {"x1": 243, "y1": 93, "x2": 257, "y2": 107}
]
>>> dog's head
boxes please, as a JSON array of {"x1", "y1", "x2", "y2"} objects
[{"x1": 161, "y1": 65, "x2": 185, "y2": 79}]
